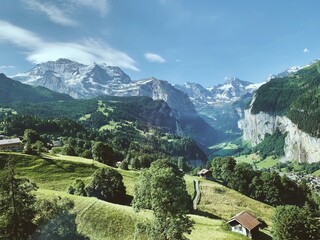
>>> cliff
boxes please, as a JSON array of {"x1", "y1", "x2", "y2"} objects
[{"x1": 239, "y1": 100, "x2": 320, "y2": 163}]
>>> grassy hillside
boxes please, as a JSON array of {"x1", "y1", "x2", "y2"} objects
[
  {"x1": 236, "y1": 153, "x2": 279, "y2": 170},
  {"x1": 36, "y1": 189, "x2": 247, "y2": 240},
  {"x1": 187, "y1": 176, "x2": 274, "y2": 238},
  {"x1": 0, "y1": 152, "x2": 273, "y2": 239},
  {"x1": 0, "y1": 73, "x2": 72, "y2": 103}
]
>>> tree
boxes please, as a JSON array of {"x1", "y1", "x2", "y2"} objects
[
  {"x1": 33, "y1": 140, "x2": 45, "y2": 154},
  {"x1": 133, "y1": 159, "x2": 194, "y2": 240},
  {"x1": 67, "y1": 179, "x2": 86, "y2": 196},
  {"x1": 85, "y1": 168, "x2": 126, "y2": 203},
  {"x1": 33, "y1": 197, "x2": 88, "y2": 240},
  {"x1": 23, "y1": 129, "x2": 41, "y2": 145},
  {"x1": 92, "y1": 141, "x2": 115, "y2": 166},
  {"x1": 0, "y1": 159, "x2": 38, "y2": 239},
  {"x1": 178, "y1": 156, "x2": 187, "y2": 172},
  {"x1": 272, "y1": 205, "x2": 320, "y2": 240},
  {"x1": 228, "y1": 162, "x2": 257, "y2": 196},
  {"x1": 119, "y1": 160, "x2": 129, "y2": 170},
  {"x1": 61, "y1": 144, "x2": 76, "y2": 156},
  {"x1": 211, "y1": 157, "x2": 236, "y2": 184}
]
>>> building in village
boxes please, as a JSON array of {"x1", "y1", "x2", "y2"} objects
[
  {"x1": 227, "y1": 211, "x2": 261, "y2": 239},
  {"x1": 0, "y1": 138, "x2": 22, "y2": 151}
]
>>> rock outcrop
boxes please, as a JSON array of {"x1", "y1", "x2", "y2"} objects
[{"x1": 239, "y1": 101, "x2": 320, "y2": 163}]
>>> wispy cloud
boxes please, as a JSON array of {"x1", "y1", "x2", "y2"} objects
[
  {"x1": 68, "y1": 0, "x2": 109, "y2": 17},
  {"x1": 303, "y1": 48, "x2": 309, "y2": 53},
  {"x1": 144, "y1": 53, "x2": 166, "y2": 63},
  {"x1": 22, "y1": 0, "x2": 109, "y2": 26},
  {"x1": 0, "y1": 65, "x2": 15, "y2": 69},
  {"x1": 22, "y1": 0, "x2": 78, "y2": 27},
  {"x1": 0, "y1": 20, "x2": 139, "y2": 71}
]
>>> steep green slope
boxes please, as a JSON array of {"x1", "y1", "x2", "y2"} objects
[
  {"x1": 251, "y1": 62, "x2": 320, "y2": 137},
  {"x1": 0, "y1": 152, "x2": 272, "y2": 239},
  {"x1": 1, "y1": 95, "x2": 208, "y2": 163},
  {"x1": 0, "y1": 73, "x2": 72, "y2": 103},
  {"x1": 5, "y1": 95, "x2": 179, "y2": 134}
]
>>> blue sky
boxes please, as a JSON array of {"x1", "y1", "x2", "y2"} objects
[{"x1": 0, "y1": 0, "x2": 320, "y2": 86}]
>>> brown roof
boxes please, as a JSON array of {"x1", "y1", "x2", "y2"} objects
[{"x1": 228, "y1": 211, "x2": 261, "y2": 231}]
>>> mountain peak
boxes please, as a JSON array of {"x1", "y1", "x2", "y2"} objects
[{"x1": 55, "y1": 58, "x2": 75, "y2": 64}]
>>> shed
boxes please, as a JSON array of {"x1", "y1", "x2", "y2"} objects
[
  {"x1": 197, "y1": 168, "x2": 211, "y2": 178},
  {"x1": 227, "y1": 211, "x2": 261, "y2": 239}
]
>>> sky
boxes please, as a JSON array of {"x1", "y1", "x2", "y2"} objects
[{"x1": 1, "y1": 0, "x2": 320, "y2": 87}]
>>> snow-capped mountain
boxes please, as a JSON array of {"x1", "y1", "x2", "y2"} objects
[
  {"x1": 175, "y1": 77, "x2": 257, "y2": 107},
  {"x1": 12, "y1": 59, "x2": 196, "y2": 118},
  {"x1": 266, "y1": 59, "x2": 320, "y2": 81},
  {"x1": 12, "y1": 58, "x2": 225, "y2": 148},
  {"x1": 13, "y1": 58, "x2": 131, "y2": 99},
  {"x1": 174, "y1": 77, "x2": 258, "y2": 133}
]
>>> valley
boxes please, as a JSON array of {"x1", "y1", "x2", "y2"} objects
[{"x1": 1, "y1": 59, "x2": 320, "y2": 240}]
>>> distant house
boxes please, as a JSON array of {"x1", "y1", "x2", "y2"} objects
[
  {"x1": 0, "y1": 138, "x2": 22, "y2": 151},
  {"x1": 227, "y1": 211, "x2": 261, "y2": 239},
  {"x1": 52, "y1": 140, "x2": 62, "y2": 147},
  {"x1": 197, "y1": 168, "x2": 211, "y2": 178}
]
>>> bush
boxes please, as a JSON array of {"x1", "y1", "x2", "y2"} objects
[{"x1": 85, "y1": 168, "x2": 126, "y2": 203}]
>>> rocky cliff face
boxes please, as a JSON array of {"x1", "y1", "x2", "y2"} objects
[{"x1": 239, "y1": 99, "x2": 320, "y2": 163}]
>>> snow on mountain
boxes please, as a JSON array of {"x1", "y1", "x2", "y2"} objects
[
  {"x1": 176, "y1": 77, "x2": 255, "y2": 107},
  {"x1": 267, "y1": 59, "x2": 320, "y2": 81},
  {"x1": 12, "y1": 59, "x2": 195, "y2": 118}
]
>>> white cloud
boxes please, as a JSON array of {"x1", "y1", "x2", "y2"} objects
[
  {"x1": 0, "y1": 20, "x2": 139, "y2": 71},
  {"x1": 22, "y1": 0, "x2": 109, "y2": 26},
  {"x1": 68, "y1": 0, "x2": 109, "y2": 16},
  {"x1": 303, "y1": 48, "x2": 309, "y2": 53},
  {"x1": 0, "y1": 65, "x2": 15, "y2": 69},
  {"x1": 144, "y1": 53, "x2": 166, "y2": 63},
  {"x1": 22, "y1": 0, "x2": 78, "y2": 27}
]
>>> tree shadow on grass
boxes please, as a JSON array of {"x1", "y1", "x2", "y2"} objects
[
  {"x1": 191, "y1": 209, "x2": 221, "y2": 220},
  {"x1": 42, "y1": 156, "x2": 74, "y2": 172},
  {"x1": 255, "y1": 231, "x2": 272, "y2": 240},
  {"x1": 122, "y1": 194, "x2": 133, "y2": 206}
]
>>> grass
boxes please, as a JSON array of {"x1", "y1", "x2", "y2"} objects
[
  {"x1": 0, "y1": 152, "x2": 274, "y2": 239},
  {"x1": 313, "y1": 169, "x2": 320, "y2": 177},
  {"x1": 256, "y1": 157, "x2": 279, "y2": 169},
  {"x1": 99, "y1": 120, "x2": 118, "y2": 131},
  {"x1": 236, "y1": 153, "x2": 279, "y2": 170},
  {"x1": 186, "y1": 176, "x2": 274, "y2": 237},
  {"x1": 37, "y1": 189, "x2": 248, "y2": 240},
  {"x1": 36, "y1": 189, "x2": 151, "y2": 240},
  {"x1": 0, "y1": 152, "x2": 139, "y2": 196},
  {"x1": 97, "y1": 100, "x2": 114, "y2": 117},
  {"x1": 79, "y1": 113, "x2": 91, "y2": 121}
]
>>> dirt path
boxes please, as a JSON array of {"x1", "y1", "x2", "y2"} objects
[{"x1": 193, "y1": 179, "x2": 200, "y2": 210}]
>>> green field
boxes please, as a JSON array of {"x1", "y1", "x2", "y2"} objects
[
  {"x1": 235, "y1": 153, "x2": 279, "y2": 170},
  {"x1": 313, "y1": 169, "x2": 320, "y2": 177},
  {"x1": 0, "y1": 152, "x2": 273, "y2": 239}
]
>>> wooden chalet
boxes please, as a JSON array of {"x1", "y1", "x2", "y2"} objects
[
  {"x1": 227, "y1": 211, "x2": 261, "y2": 239},
  {"x1": 0, "y1": 138, "x2": 22, "y2": 151},
  {"x1": 197, "y1": 168, "x2": 211, "y2": 178}
]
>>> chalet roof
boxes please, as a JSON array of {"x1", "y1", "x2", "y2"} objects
[
  {"x1": 228, "y1": 211, "x2": 261, "y2": 231},
  {"x1": 0, "y1": 138, "x2": 21, "y2": 146},
  {"x1": 198, "y1": 168, "x2": 210, "y2": 175}
]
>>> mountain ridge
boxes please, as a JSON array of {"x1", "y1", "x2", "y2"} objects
[
  {"x1": 11, "y1": 59, "x2": 224, "y2": 148},
  {"x1": 0, "y1": 73, "x2": 72, "y2": 103}
]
